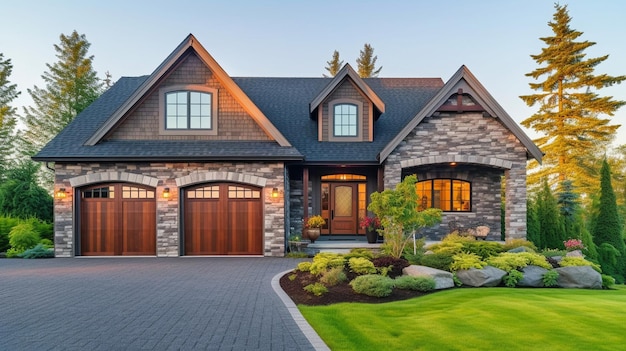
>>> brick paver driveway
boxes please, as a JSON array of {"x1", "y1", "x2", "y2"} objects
[{"x1": 0, "y1": 257, "x2": 316, "y2": 351}]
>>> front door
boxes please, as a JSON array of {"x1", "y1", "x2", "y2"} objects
[{"x1": 330, "y1": 183, "x2": 358, "y2": 234}]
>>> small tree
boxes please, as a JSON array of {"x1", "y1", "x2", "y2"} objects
[
  {"x1": 356, "y1": 43, "x2": 382, "y2": 78},
  {"x1": 0, "y1": 160, "x2": 53, "y2": 222},
  {"x1": 368, "y1": 175, "x2": 441, "y2": 258},
  {"x1": 536, "y1": 178, "x2": 565, "y2": 249},
  {"x1": 323, "y1": 50, "x2": 343, "y2": 77},
  {"x1": 526, "y1": 196, "x2": 541, "y2": 248}
]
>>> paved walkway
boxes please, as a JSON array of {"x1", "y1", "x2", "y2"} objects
[{"x1": 0, "y1": 257, "x2": 328, "y2": 351}]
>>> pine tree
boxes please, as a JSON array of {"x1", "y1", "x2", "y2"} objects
[
  {"x1": 520, "y1": 4, "x2": 626, "y2": 193},
  {"x1": 526, "y1": 196, "x2": 541, "y2": 248},
  {"x1": 0, "y1": 53, "x2": 19, "y2": 179},
  {"x1": 356, "y1": 43, "x2": 382, "y2": 78},
  {"x1": 536, "y1": 179, "x2": 565, "y2": 249},
  {"x1": 20, "y1": 30, "x2": 103, "y2": 158},
  {"x1": 324, "y1": 50, "x2": 343, "y2": 77},
  {"x1": 593, "y1": 159, "x2": 624, "y2": 251}
]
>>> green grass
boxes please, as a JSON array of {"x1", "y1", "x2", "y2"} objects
[{"x1": 299, "y1": 286, "x2": 626, "y2": 351}]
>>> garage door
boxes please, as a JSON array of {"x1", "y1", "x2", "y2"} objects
[
  {"x1": 80, "y1": 184, "x2": 156, "y2": 256},
  {"x1": 184, "y1": 183, "x2": 263, "y2": 255}
]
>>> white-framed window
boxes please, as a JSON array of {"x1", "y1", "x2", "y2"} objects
[{"x1": 159, "y1": 85, "x2": 218, "y2": 136}]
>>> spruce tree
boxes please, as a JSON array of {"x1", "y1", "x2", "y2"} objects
[
  {"x1": 0, "y1": 53, "x2": 19, "y2": 179},
  {"x1": 593, "y1": 159, "x2": 624, "y2": 251},
  {"x1": 324, "y1": 50, "x2": 343, "y2": 77},
  {"x1": 536, "y1": 178, "x2": 565, "y2": 249},
  {"x1": 520, "y1": 4, "x2": 626, "y2": 193},
  {"x1": 526, "y1": 196, "x2": 541, "y2": 248},
  {"x1": 356, "y1": 43, "x2": 382, "y2": 78}
]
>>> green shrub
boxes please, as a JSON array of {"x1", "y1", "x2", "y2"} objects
[
  {"x1": 542, "y1": 270, "x2": 559, "y2": 287},
  {"x1": 487, "y1": 252, "x2": 551, "y2": 272},
  {"x1": 319, "y1": 267, "x2": 347, "y2": 286},
  {"x1": 542, "y1": 248, "x2": 568, "y2": 258},
  {"x1": 30, "y1": 219, "x2": 53, "y2": 242},
  {"x1": 9, "y1": 222, "x2": 40, "y2": 251},
  {"x1": 559, "y1": 256, "x2": 602, "y2": 273},
  {"x1": 303, "y1": 283, "x2": 328, "y2": 296},
  {"x1": 40, "y1": 238, "x2": 54, "y2": 248},
  {"x1": 452, "y1": 273, "x2": 462, "y2": 287},
  {"x1": 297, "y1": 261, "x2": 312, "y2": 272},
  {"x1": 350, "y1": 274, "x2": 395, "y2": 297},
  {"x1": 428, "y1": 241, "x2": 465, "y2": 256},
  {"x1": 0, "y1": 216, "x2": 20, "y2": 252},
  {"x1": 18, "y1": 244, "x2": 54, "y2": 259},
  {"x1": 6, "y1": 247, "x2": 22, "y2": 258},
  {"x1": 420, "y1": 253, "x2": 454, "y2": 271},
  {"x1": 450, "y1": 252, "x2": 487, "y2": 271},
  {"x1": 371, "y1": 256, "x2": 410, "y2": 278},
  {"x1": 344, "y1": 248, "x2": 375, "y2": 260},
  {"x1": 309, "y1": 253, "x2": 346, "y2": 275},
  {"x1": 502, "y1": 239, "x2": 537, "y2": 252},
  {"x1": 462, "y1": 241, "x2": 503, "y2": 259},
  {"x1": 348, "y1": 257, "x2": 377, "y2": 275},
  {"x1": 286, "y1": 252, "x2": 309, "y2": 258},
  {"x1": 503, "y1": 270, "x2": 524, "y2": 287},
  {"x1": 601, "y1": 274, "x2": 616, "y2": 289},
  {"x1": 394, "y1": 276, "x2": 436, "y2": 292},
  {"x1": 442, "y1": 231, "x2": 476, "y2": 243}
]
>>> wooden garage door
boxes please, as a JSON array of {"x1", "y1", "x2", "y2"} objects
[
  {"x1": 80, "y1": 184, "x2": 156, "y2": 256},
  {"x1": 184, "y1": 183, "x2": 263, "y2": 255}
]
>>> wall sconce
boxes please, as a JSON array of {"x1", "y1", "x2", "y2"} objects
[
  {"x1": 450, "y1": 162, "x2": 457, "y2": 167},
  {"x1": 271, "y1": 187, "x2": 279, "y2": 198},
  {"x1": 163, "y1": 188, "x2": 170, "y2": 198},
  {"x1": 55, "y1": 188, "x2": 67, "y2": 199}
]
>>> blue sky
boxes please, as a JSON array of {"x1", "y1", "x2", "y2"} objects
[{"x1": 2, "y1": 0, "x2": 625, "y2": 146}]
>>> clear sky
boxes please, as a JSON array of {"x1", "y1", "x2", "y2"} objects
[{"x1": 2, "y1": 0, "x2": 625, "y2": 147}]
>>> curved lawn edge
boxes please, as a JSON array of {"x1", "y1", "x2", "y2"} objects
[{"x1": 271, "y1": 270, "x2": 330, "y2": 351}]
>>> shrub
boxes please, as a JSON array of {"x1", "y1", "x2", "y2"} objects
[
  {"x1": 344, "y1": 248, "x2": 375, "y2": 260},
  {"x1": 303, "y1": 283, "x2": 328, "y2": 296},
  {"x1": 501, "y1": 238, "x2": 537, "y2": 252},
  {"x1": 30, "y1": 219, "x2": 53, "y2": 242},
  {"x1": 0, "y1": 216, "x2": 20, "y2": 253},
  {"x1": 319, "y1": 267, "x2": 347, "y2": 286},
  {"x1": 462, "y1": 241, "x2": 503, "y2": 259},
  {"x1": 601, "y1": 274, "x2": 616, "y2": 289},
  {"x1": 350, "y1": 274, "x2": 395, "y2": 297},
  {"x1": 394, "y1": 276, "x2": 436, "y2": 292},
  {"x1": 349, "y1": 257, "x2": 377, "y2": 275},
  {"x1": 309, "y1": 253, "x2": 346, "y2": 275},
  {"x1": 371, "y1": 256, "x2": 410, "y2": 278},
  {"x1": 542, "y1": 270, "x2": 559, "y2": 287},
  {"x1": 442, "y1": 231, "x2": 476, "y2": 243},
  {"x1": 297, "y1": 261, "x2": 312, "y2": 272},
  {"x1": 542, "y1": 248, "x2": 568, "y2": 258},
  {"x1": 428, "y1": 241, "x2": 465, "y2": 256},
  {"x1": 6, "y1": 247, "x2": 22, "y2": 258},
  {"x1": 450, "y1": 252, "x2": 487, "y2": 271},
  {"x1": 487, "y1": 252, "x2": 551, "y2": 272},
  {"x1": 18, "y1": 244, "x2": 54, "y2": 259},
  {"x1": 40, "y1": 238, "x2": 54, "y2": 248},
  {"x1": 559, "y1": 256, "x2": 602, "y2": 273},
  {"x1": 503, "y1": 270, "x2": 524, "y2": 287},
  {"x1": 420, "y1": 253, "x2": 454, "y2": 271},
  {"x1": 9, "y1": 222, "x2": 40, "y2": 252}
]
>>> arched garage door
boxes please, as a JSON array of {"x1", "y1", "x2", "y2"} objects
[
  {"x1": 184, "y1": 183, "x2": 263, "y2": 255},
  {"x1": 80, "y1": 184, "x2": 156, "y2": 256}
]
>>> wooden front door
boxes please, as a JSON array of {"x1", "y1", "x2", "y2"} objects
[
  {"x1": 329, "y1": 183, "x2": 358, "y2": 234},
  {"x1": 80, "y1": 184, "x2": 156, "y2": 256},
  {"x1": 184, "y1": 183, "x2": 263, "y2": 255}
]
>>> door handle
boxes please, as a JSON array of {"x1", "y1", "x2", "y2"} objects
[{"x1": 331, "y1": 210, "x2": 334, "y2": 220}]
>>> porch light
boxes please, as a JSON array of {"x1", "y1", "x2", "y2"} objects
[
  {"x1": 271, "y1": 187, "x2": 279, "y2": 198},
  {"x1": 55, "y1": 188, "x2": 67, "y2": 199},
  {"x1": 163, "y1": 188, "x2": 170, "y2": 198},
  {"x1": 450, "y1": 162, "x2": 457, "y2": 167}
]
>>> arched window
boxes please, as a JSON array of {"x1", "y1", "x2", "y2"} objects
[
  {"x1": 333, "y1": 103, "x2": 357, "y2": 136},
  {"x1": 165, "y1": 91, "x2": 212, "y2": 130},
  {"x1": 416, "y1": 179, "x2": 471, "y2": 212}
]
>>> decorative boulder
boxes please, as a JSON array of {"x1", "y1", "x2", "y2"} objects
[
  {"x1": 566, "y1": 250, "x2": 584, "y2": 257},
  {"x1": 518, "y1": 265, "x2": 549, "y2": 287},
  {"x1": 456, "y1": 266, "x2": 507, "y2": 287},
  {"x1": 403, "y1": 265, "x2": 454, "y2": 290},
  {"x1": 556, "y1": 266, "x2": 602, "y2": 289},
  {"x1": 508, "y1": 246, "x2": 535, "y2": 253}
]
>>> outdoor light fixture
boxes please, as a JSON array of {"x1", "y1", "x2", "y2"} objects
[
  {"x1": 163, "y1": 188, "x2": 170, "y2": 198},
  {"x1": 450, "y1": 162, "x2": 457, "y2": 167},
  {"x1": 271, "y1": 187, "x2": 279, "y2": 198},
  {"x1": 56, "y1": 188, "x2": 67, "y2": 199}
]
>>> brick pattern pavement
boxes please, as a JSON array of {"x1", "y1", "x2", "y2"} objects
[{"x1": 0, "y1": 258, "x2": 317, "y2": 351}]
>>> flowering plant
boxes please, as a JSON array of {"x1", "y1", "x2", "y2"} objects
[
  {"x1": 360, "y1": 216, "x2": 381, "y2": 232},
  {"x1": 305, "y1": 215, "x2": 326, "y2": 229},
  {"x1": 563, "y1": 238, "x2": 585, "y2": 251}
]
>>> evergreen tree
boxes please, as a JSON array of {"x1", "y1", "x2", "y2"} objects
[
  {"x1": 593, "y1": 159, "x2": 624, "y2": 251},
  {"x1": 0, "y1": 53, "x2": 19, "y2": 179},
  {"x1": 324, "y1": 50, "x2": 343, "y2": 77},
  {"x1": 526, "y1": 195, "x2": 541, "y2": 248},
  {"x1": 0, "y1": 160, "x2": 53, "y2": 222},
  {"x1": 536, "y1": 178, "x2": 565, "y2": 249},
  {"x1": 356, "y1": 43, "x2": 382, "y2": 78},
  {"x1": 20, "y1": 30, "x2": 103, "y2": 158},
  {"x1": 557, "y1": 180, "x2": 582, "y2": 239},
  {"x1": 520, "y1": 4, "x2": 626, "y2": 193}
]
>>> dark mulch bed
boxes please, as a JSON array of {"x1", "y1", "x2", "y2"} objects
[{"x1": 279, "y1": 270, "x2": 432, "y2": 306}]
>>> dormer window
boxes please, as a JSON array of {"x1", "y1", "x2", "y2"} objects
[
  {"x1": 159, "y1": 85, "x2": 218, "y2": 136},
  {"x1": 333, "y1": 104, "x2": 358, "y2": 137}
]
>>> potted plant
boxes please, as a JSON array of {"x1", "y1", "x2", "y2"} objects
[
  {"x1": 360, "y1": 215, "x2": 381, "y2": 243},
  {"x1": 304, "y1": 215, "x2": 325, "y2": 243}
]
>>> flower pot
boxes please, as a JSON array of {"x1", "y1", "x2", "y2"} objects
[
  {"x1": 366, "y1": 229, "x2": 378, "y2": 244},
  {"x1": 305, "y1": 228, "x2": 321, "y2": 243}
]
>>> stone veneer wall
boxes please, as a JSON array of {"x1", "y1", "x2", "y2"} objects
[
  {"x1": 384, "y1": 112, "x2": 529, "y2": 240},
  {"x1": 53, "y1": 161, "x2": 285, "y2": 257}
]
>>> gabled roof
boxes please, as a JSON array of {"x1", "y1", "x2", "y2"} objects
[
  {"x1": 84, "y1": 34, "x2": 291, "y2": 147},
  {"x1": 378, "y1": 65, "x2": 543, "y2": 163},
  {"x1": 309, "y1": 64, "x2": 385, "y2": 115}
]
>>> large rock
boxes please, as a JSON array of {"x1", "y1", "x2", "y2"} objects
[
  {"x1": 518, "y1": 265, "x2": 549, "y2": 287},
  {"x1": 456, "y1": 266, "x2": 507, "y2": 287},
  {"x1": 508, "y1": 246, "x2": 535, "y2": 253},
  {"x1": 556, "y1": 266, "x2": 602, "y2": 289},
  {"x1": 403, "y1": 265, "x2": 454, "y2": 290}
]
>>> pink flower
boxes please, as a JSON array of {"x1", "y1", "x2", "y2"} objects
[
  {"x1": 360, "y1": 216, "x2": 381, "y2": 231},
  {"x1": 563, "y1": 239, "x2": 585, "y2": 251}
]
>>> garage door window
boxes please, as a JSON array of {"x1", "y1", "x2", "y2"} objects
[
  {"x1": 187, "y1": 185, "x2": 220, "y2": 199},
  {"x1": 82, "y1": 186, "x2": 114, "y2": 198},
  {"x1": 122, "y1": 186, "x2": 155, "y2": 199},
  {"x1": 228, "y1": 185, "x2": 261, "y2": 199}
]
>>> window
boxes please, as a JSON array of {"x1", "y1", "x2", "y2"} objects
[
  {"x1": 165, "y1": 91, "x2": 212, "y2": 130},
  {"x1": 416, "y1": 179, "x2": 470, "y2": 212},
  {"x1": 333, "y1": 103, "x2": 357, "y2": 136}
]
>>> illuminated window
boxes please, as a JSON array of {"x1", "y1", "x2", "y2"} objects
[
  {"x1": 165, "y1": 91, "x2": 212, "y2": 130},
  {"x1": 82, "y1": 186, "x2": 114, "y2": 199},
  {"x1": 416, "y1": 179, "x2": 470, "y2": 212},
  {"x1": 321, "y1": 174, "x2": 366, "y2": 181},
  {"x1": 333, "y1": 103, "x2": 357, "y2": 136}
]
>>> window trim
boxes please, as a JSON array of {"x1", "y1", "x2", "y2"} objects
[
  {"x1": 328, "y1": 99, "x2": 362, "y2": 141},
  {"x1": 158, "y1": 85, "x2": 218, "y2": 136},
  {"x1": 416, "y1": 179, "x2": 471, "y2": 212}
]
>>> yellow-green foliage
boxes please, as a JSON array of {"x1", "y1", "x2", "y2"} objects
[
  {"x1": 559, "y1": 257, "x2": 602, "y2": 273},
  {"x1": 297, "y1": 261, "x2": 312, "y2": 272},
  {"x1": 450, "y1": 252, "x2": 487, "y2": 271},
  {"x1": 428, "y1": 241, "x2": 465, "y2": 256},
  {"x1": 348, "y1": 257, "x2": 377, "y2": 275},
  {"x1": 462, "y1": 241, "x2": 503, "y2": 259},
  {"x1": 443, "y1": 231, "x2": 476, "y2": 243},
  {"x1": 309, "y1": 253, "x2": 346, "y2": 275},
  {"x1": 320, "y1": 267, "x2": 347, "y2": 286},
  {"x1": 303, "y1": 283, "x2": 328, "y2": 296},
  {"x1": 344, "y1": 248, "x2": 374, "y2": 260},
  {"x1": 502, "y1": 238, "x2": 537, "y2": 252},
  {"x1": 487, "y1": 252, "x2": 551, "y2": 272}
]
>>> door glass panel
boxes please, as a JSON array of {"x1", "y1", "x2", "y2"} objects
[
  {"x1": 358, "y1": 183, "x2": 366, "y2": 224},
  {"x1": 334, "y1": 186, "x2": 353, "y2": 217}
]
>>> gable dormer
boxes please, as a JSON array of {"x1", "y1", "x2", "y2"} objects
[{"x1": 309, "y1": 64, "x2": 384, "y2": 142}]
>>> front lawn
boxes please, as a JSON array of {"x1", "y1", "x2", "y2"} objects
[{"x1": 299, "y1": 286, "x2": 626, "y2": 351}]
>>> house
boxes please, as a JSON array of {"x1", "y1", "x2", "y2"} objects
[{"x1": 33, "y1": 34, "x2": 542, "y2": 257}]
